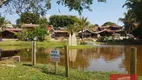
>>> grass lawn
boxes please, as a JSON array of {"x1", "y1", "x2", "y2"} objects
[
  {"x1": 0, "y1": 61, "x2": 120, "y2": 80},
  {"x1": 0, "y1": 41, "x2": 95, "y2": 50}
]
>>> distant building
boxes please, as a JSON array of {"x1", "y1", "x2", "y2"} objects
[
  {"x1": 78, "y1": 29, "x2": 97, "y2": 38},
  {"x1": 47, "y1": 25, "x2": 69, "y2": 38},
  {"x1": 54, "y1": 30, "x2": 69, "y2": 38},
  {"x1": 0, "y1": 28, "x2": 22, "y2": 38},
  {"x1": 93, "y1": 24, "x2": 123, "y2": 36}
]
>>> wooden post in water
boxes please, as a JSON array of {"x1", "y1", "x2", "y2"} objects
[
  {"x1": 130, "y1": 47, "x2": 137, "y2": 74},
  {"x1": 32, "y1": 41, "x2": 36, "y2": 66},
  {"x1": 65, "y1": 45, "x2": 69, "y2": 77}
]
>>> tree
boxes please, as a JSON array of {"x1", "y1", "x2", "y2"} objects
[
  {"x1": 26, "y1": 25, "x2": 48, "y2": 41},
  {"x1": 15, "y1": 31, "x2": 28, "y2": 41},
  {"x1": 17, "y1": 25, "x2": 49, "y2": 41},
  {"x1": 21, "y1": 12, "x2": 40, "y2": 24},
  {"x1": 119, "y1": 10, "x2": 138, "y2": 34},
  {"x1": 0, "y1": 15, "x2": 8, "y2": 38},
  {"x1": 88, "y1": 24, "x2": 98, "y2": 31},
  {"x1": 16, "y1": 12, "x2": 49, "y2": 41},
  {"x1": 0, "y1": 15, "x2": 7, "y2": 32},
  {"x1": 102, "y1": 22, "x2": 116, "y2": 26},
  {"x1": 17, "y1": 14, "x2": 48, "y2": 27},
  {"x1": 66, "y1": 24, "x2": 78, "y2": 35},
  {"x1": 3, "y1": 0, "x2": 50, "y2": 16},
  {"x1": 49, "y1": 15, "x2": 79, "y2": 28},
  {"x1": 2, "y1": 0, "x2": 106, "y2": 15},
  {"x1": 76, "y1": 16, "x2": 89, "y2": 40},
  {"x1": 16, "y1": 18, "x2": 21, "y2": 28},
  {"x1": 123, "y1": 0, "x2": 142, "y2": 38},
  {"x1": 39, "y1": 17, "x2": 48, "y2": 26}
]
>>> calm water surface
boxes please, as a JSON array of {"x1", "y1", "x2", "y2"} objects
[{"x1": 1, "y1": 45, "x2": 142, "y2": 76}]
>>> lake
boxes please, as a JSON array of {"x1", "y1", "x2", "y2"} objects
[{"x1": 0, "y1": 45, "x2": 142, "y2": 76}]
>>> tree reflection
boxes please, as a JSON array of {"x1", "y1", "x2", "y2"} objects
[{"x1": 123, "y1": 45, "x2": 142, "y2": 75}]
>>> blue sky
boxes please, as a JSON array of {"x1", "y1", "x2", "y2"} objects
[{"x1": 0, "y1": 0, "x2": 127, "y2": 26}]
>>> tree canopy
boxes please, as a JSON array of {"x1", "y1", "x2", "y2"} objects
[
  {"x1": 1, "y1": 0, "x2": 106, "y2": 15},
  {"x1": 76, "y1": 16, "x2": 89, "y2": 40},
  {"x1": 102, "y1": 22, "x2": 116, "y2": 26},
  {"x1": 21, "y1": 12, "x2": 40, "y2": 24},
  {"x1": 0, "y1": 15, "x2": 8, "y2": 32},
  {"x1": 124, "y1": 0, "x2": 142, "y2": 38},
  {"x1": 119, "y1": 10, "x2": 138, "y2": 34},
  {"x1": 49, "y1": 15, "x2": 79, "y2": 28},
  {"x1": 26, "y1": 26, "x2": 48, "y2": 41},
  {"x1": 39, "y1": 17, "x2": 48, "y2": 25}
]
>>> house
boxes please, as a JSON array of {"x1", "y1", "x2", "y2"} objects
[
  {"x1": 78, "y1": 29, "x2": 97, "y2": 38},
  {"x1": 47, "y1": 25, "x2": 69, "y2": 38},
  {"x1": 94, "y1": 24, "x2": 123, "y2": 36},
  {"x1": 0, "y1": 28, "x2": 22, "y2": 38},
  {"x1": 54, "y1": 30, "x2": 69, "y2": 38}
]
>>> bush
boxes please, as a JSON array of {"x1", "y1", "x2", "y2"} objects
[
  {"x1": 97, "y1": 36, "x2": 106, "y2": 42},
  {"x1": 15, "y1": 32, "x2": 28, "y2": 41},
  {"x1": 27, "y1": 26, "x2": 49, "y2": 41},
  {"x1": 16, "y1": 25, "x2": 49, "y2": 41},
  {"x1": 80, "y1": 41, "x2": 87, "y2": 45}
]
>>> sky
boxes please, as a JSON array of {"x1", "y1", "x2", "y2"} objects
[{"x1": 0, "y1": 0, "x2": 127, "y2": 26}]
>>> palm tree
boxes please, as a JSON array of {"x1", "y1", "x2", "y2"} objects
[
  {"x1": 118, "y1": 10, "x2": 139, "y2": 34},
  {"x1": 66, "y1": 24, "x2": 76, "y2": 35},
  {"x1": 76, "y1": 17, "x2": 89, "y2": 41},
  {"x1": 0, "y1": 15, "x2": 8, "y2": 38}
]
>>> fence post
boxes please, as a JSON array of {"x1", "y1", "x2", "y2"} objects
[
  {"x1": 32, "y1": 41, "x2": 36, "y2": 66},
  {"x1": 65, "y1": 45, "x2": 69, "y2": 77},
  {"x1": 130, "y1": 47, "x2": 137, "y2": 74},
  {"x1": 55, "y1": 62, "x2": 58, "y2": 74}
]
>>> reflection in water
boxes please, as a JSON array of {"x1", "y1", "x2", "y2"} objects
[
  {"x1": 69, "y1": 49, "x2": 77, "y2": 62},
  {"x1": 123, "y1": 45, "x2": 142, "y2": 76},
  {"x1": 0, "y1": 50, "x2": 19, "y2": 60},
  {"x1": 1, "y1": 45, "x2": 142, "y2": 76}
]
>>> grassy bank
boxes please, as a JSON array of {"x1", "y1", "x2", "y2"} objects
[
  {"x1": 98, "y1": 39, "x2": 142, "y2": 45},
  {"x1": 0, "y1": 41, "x2": 64, "y2": 47},
  {"x1": 0, "y1": 41, "x2": 95, "y2": 50},
  {"x1": 1, "y1": 62, "x2": 141, "y2": 80},
  {"x1": 0, "y1": 61, "x2": 120, "y2": 80}
]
